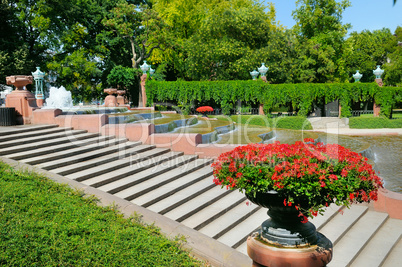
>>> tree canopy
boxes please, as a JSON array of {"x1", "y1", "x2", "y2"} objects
[{"x1": 0, "y1": 0, "x2": 401, "y2": 101}]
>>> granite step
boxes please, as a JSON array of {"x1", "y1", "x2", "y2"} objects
[
  {"x1": 79, "y1": 151, "x2": 184, "y2": 188},
  {"x1": 114, "y1": 158, "x2": 214, "y2": 200},
  {"x1": 8, "y1": 135, "x2": 115, "y2": 160},
  {"x1": 0, "y1": 126, "x2": 74, "y2": 142},
  {"x1": 349, "y1": 217, "x2": 402, "y2": 267},
  {"x1": 381, "y1": 237, "x2": 402, "y2": 267},
  {"x1": 0, "y1": 131, "x2": 98, "y2": 155},
  {"x1": 328, "y1": 210, "x2": 388, "y2": 266},
  {"x1": 20, "y1": 138, "x2": 132, "y2": 165},
  {"x1": 134, "y1": 167, "x2": 214, "y2": 207},
  {"x1": 65, "y1": 147, "x2": 171, "y2": 181},
  {"x1": 97, "y1": 155, "x2": 199, "y2": 194},
  {"x1": 50, "y1": 144, "x2": 156, "y2": 176},
  {"x1": 0, "y1": 129, "x2": 89, "y2": 148},
  {"x1": 32, "y1": 140, "x2": 140, "y2": 170},
  {"x1": 217, "y1": 208, "x2": 268, "y2": 248},
  {"x1": 0, "y1": 124, "x2": 59, "y2": 136},
  {"x1": 163, "y1": 185, "x2": 233, "y2": 221},
  {"x1": 198, "y1": 200, "x2": 261, "y2": 239},
  {"x1": 318, "y1": 205, "x2": 368, "y2": 245}
]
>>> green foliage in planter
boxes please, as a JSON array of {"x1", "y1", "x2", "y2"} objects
[
  {"x1": 146, "y1": 80, "x2": 401, "y2": 117},
  {"x1": 349, "y1": 117, "x2": 402, "y2": 128},
  {"x1": 0, "y1": 162, "x2": 204, "y2": 266},
  {"x1": 231, "y1": 115, "x2": 313, "y2": 130}
]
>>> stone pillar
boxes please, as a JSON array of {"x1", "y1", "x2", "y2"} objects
[
  {"x1": 36, "y1": 96, "x2": 45, "y2": 107},
  {"x1": 140, "y1": 74, "x2": 147, "y2": 107},
  {"x1": 259, "y1": 76, "x2": 267, "y2": 115},
  {"x1": 5, "y1": 75, "x2": 38, "y2": 124},
  {"x1": 373, "y1": 78, "x2": 383, "y2": 117}
]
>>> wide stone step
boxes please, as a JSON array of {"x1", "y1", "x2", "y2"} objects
[
  {"x1": 180, "y1": 190, "x2": 245, "y2": 229},
  {"x1": 20, "y1": 138, "x2": 131, "y2": 165},
  {"x1": 381, "y1": 237, "x2": 402, "y2": 267},
  {"x1": 198, "y1": 200, "x2": 260, "y2": 239},
  {"x1": 65, "y1": 147, "x2": 171, "y2": 181},
  {"x1": 133, "y1": 167, "x2": 214, "y2": 207},
  {"x1": 32, "y1": 140, "x2": 139, "y2": 170},
  {"x1": 0, "y1": 129, "x2": 89, "y2": 148},
  {"x1": 163, "y1": 186, "x2": 233, "y2": 222},
  {"x1": 0, "y1": 131, "x2": 98, "y2": 155},
  {"x1": 0, "y1": 124, "x2": 58, "y2": 136},
  {"x1": 349, "y1": 217, "x2": 402, "y2": 267},
  {"x1": 51, "y1": 144, "x2": 156, "y2": 176},
  {"x1": 217, "y1": 208, "x2": 268, "y2": 249},
  {"x1": 80, "y1": 151, "x2": 183, "y2": 188},
  {"x1": 310, "y1": 203, "x2": 344, "y2": 230},
  {"x1": 328, "y1": 210, "x2": 388, "y2": 266},
  {"x1": 114, "y1": 159, "x2": 213, "y2": 200},
  {"x1": 319, "y1": 204, "x2": 368, "y2": 245},
  {"x1": 8, "y1": 135, "x2": 115, "y2": 160},
  {"x1": 0, "y1": 126, "x2": 74, "y2": 142},
  {"x1": 97, "y1": 155, "x2": 199, "y2": 194}
]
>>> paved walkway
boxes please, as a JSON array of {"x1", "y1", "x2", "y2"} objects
[{"x1": 309, "y1": 127, "x2": 402, "y2": 136}]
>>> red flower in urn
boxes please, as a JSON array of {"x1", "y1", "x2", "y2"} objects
[{"x1": 212, "y1": 139, "x2": 383, "y2": 220}]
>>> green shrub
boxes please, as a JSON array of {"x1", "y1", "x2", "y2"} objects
[
  {"x1": 349, "y1": 117, "x2": 402, "y2": 128},
  {"x1": 0, "y1": 162, "x2": 204, "y2": 267},
  {"x1": 231, "y1": 115, "x2": 312, "y2": 130}
]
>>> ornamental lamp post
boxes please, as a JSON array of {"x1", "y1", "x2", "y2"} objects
[
  {"x1": 250, "y1": 70, "x2": 259, "y2": 80},
  {"x1": 149, "y1": 66, "x2": 155, "y2": 77},
  {"x1": 140, "y1": 60, "x2": 150, "y2": 75},
  {"x1": 258, "y1": 63, "x2": 269, "y2": 77},
  {"x1": 31, "y1": 67, "x2": 45, "y2": 107},
  {"x1": 373, "y1": 65, "x2": 384, "y2": 79},
  {"x1": 353, "y1": 70, "x2": 363, "y2": 82}
]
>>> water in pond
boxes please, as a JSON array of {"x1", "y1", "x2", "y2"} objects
[{"x1": 350, "y1": 135, "x2": 402, "y2": 193}]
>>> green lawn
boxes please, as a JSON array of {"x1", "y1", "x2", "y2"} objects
[
  {"x1": 349, "y1": 117, "x2": 402, "y2": 128},
  {"x1": 0, "y1": 162, "x2": 205, "y2": 266}
]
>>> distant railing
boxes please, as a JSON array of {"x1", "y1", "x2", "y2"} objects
[{"x1": 351, "y1": 110, "x2": 374, "y2": 117}]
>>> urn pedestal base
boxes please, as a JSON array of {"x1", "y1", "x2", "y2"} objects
[{"x1": 247, "y1": 232, "x2": 332, "y2": 267}]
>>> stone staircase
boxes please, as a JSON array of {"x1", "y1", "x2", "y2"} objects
[
  {"x1": 308, "y1": 117, "x2": 349, "y2": 130},
  {"x1": 0, "y1": 124, "x2": 401, "y2": 267}
]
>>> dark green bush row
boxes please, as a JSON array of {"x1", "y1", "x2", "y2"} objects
[
  {"x1": 231, "y1": 115, "x2": 313, "y2": 130},
  {"x1": 349, "y1": 117, "x2": 402, "y2": 129},
  {"x1": 146, "y1": 80, "x2": 402, "y2": 117},
  {"x1": 0, "y1": 162, "x2": 203, "y2": 267}
]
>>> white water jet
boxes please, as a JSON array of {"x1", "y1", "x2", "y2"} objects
[{"x1": 44, "y1": 86, "x2": 74, "y2": 109}]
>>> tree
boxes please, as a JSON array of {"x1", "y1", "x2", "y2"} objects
[
  {"x1": 344, "y1": 28, "x2": 395, "y2": 83},
  {"x1": 292, "y1": 0, "x2": 351, "y2": 83},
  {"x1": 182, "y1": 0, "x2": 277, "y2": 80},
  {"x1": 384, "y1": 26, "x2": 402, "y2": 86}
]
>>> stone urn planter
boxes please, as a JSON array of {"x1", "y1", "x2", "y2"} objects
[
  {"x1": 211, "y1": 141, "x2": 383, "y2": 267},
  {"x1": 5, "y1": 75, "x2": 37, "y2": 124},
  {"x1": 104, "y1": 88, "x2": 117, "y2": 107},
  {"x1": 116, "y1": 90, "x2": 126, "y2": 106},
  {"x1": 245, "y1": 191, "x2": 332, "y2": 267}
]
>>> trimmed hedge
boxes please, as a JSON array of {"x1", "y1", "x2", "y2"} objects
[
  {"x1": 146, "y1": 80, "x2": 402, "y2": 118},
  {"x1": 231, "y1": 115, "x2": 313, "y2": 130},
  {"x1": 349, "y1": 117, "x2": 402, "y2": 129}
]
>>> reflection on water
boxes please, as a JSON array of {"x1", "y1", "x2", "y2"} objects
[{"x1": 350, "y1": 136, "x2": 402, "y2": 193}]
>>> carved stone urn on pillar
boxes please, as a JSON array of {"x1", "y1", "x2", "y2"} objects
[
  {"x1": 116, "y1": 90, "x2": 126, "y2": 106},
  {"x1": 104, "y1": 88, "x2": 117, "y2": 107},
  {"x1": 5, "y1": 75, "x2": 38, "y2": 124}
]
